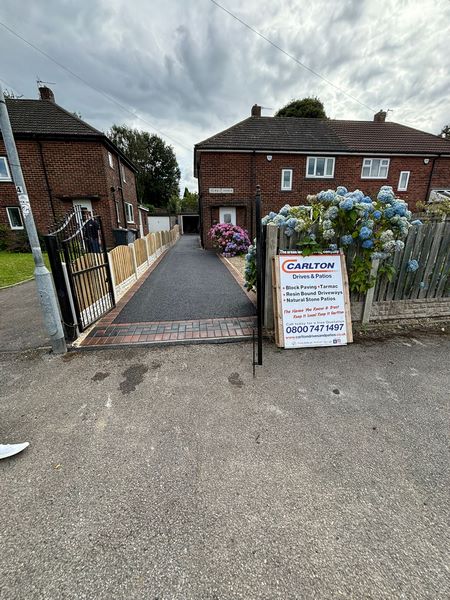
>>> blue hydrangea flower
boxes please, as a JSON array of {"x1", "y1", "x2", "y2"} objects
[
  {"x1": 325, "y1": 206, "x2": 339, "y2": 220},
  {"x1": 359, "y1": 226, "x2": 372, "y2": 240},
  {"x1": 373, "y1": 210, "x2": 382, "y2": 219},
  {"x1": 339, "y1": 198, "x2": 354, "y2": 211},
  {"x1": 321, "y1": 190, "x2": 336, "y2": 203},
  {"x1": 377, "y1": 186, "x2": 395, "y2": 204},
  {"x1": 340, "y1": 235, "x2": 353, "y2": 246},
  {"x1": 329, "y1": 244, "x2": 338, "y2": 251},
  {"x1": 322, "y1": 228, "x2": 335, "y2": 240},
  {"x1": 336, "y1": 186, "x2": 348, "y2": 195},
  {"x1": 361, "y1": 195, "x2": 373, "y2": 204},
  {"x1": 279, "y1": 205, "x2": 290, "y2": 216},
  {"x1": 407, "y1": 259, "x2": 419, "y2": 272},
  {"x1": 394, "y1": 240, "x2": 405, "y2": 252},
  {"x1": 362, "y1": 239, "x2": 374, "y2": 249},
  {"x1": 285, "y1": 218, "x2": 298, "y2": 229},
  {"x1": 393, "y1": 202, "x2": 407, "y2": 216},
  {"x1": 384, "y1": 207, "x2": 395, "y2": 219},
  {"x1": 411, "y1": 219, "x2": 423, "y2": 226}
]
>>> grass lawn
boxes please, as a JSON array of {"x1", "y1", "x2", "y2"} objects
[{"x1": 0, "y1": 251, "x2": 51, "y2": 288}]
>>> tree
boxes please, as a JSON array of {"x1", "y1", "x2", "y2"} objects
[
  {"x1": 181, "y1": 187, "x2": 199, "y2": 212},
  {"x1": 275, "y1": 97, "x2": 327, "y2": 119},
  {"x1": 107, "y1": 125, "x2": 181, "y2": 208},
  {"x1": 440, "y1": 124, "x2": 450, "y2": 138}
]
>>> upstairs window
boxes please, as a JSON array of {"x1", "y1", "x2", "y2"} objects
[
  {"x1": 121, "y1": 163, "x2": 127, "y2": 183},
  {"x1": 361, "y1": 158, "x2": 390, "y2": 179},
  {"x1": 108, "y1": 152, "x2": 114, "y2": 169},
  {"x1": 125, "y1": 202, "x2": 134, "y2": 223},
  {"x1": 6, "y1": 206, "x2": 24, "y2": 229},
  {"x1": 0, "y1": 157, "x2": 12, "y2": 181},
  {"x1": 306, "y1": 157, "x2": 335, "y2": 178},
  {"x1": 398, "y1": 171, "x2": 410, "y2": 191},
  {"x1": 281, "y1": 169, "x2": 293, "y2": 191}
]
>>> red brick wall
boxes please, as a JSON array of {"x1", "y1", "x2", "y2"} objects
[
  {"x1": 198, "y1": 151, "x2": 450, "y2": 247},
  {"x1": 103, "y1": 147, "x2": 139, "y2": 241},
  {"x1": 0, "y1": 139, "x2": 139, "y2": 248}
]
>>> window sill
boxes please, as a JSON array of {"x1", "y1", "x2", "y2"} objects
[
  {"x1": 9, "y1": 226, "x2": 24, "y2": 230},
  {"x1": 0, "y1": 179, "x2": 13, "y2": 183},
  {"x1": 305, "y1": 175, "x2": 335, "y2": 179},
  {"x1": 280, "y1": 188, "x2": 293, "y2": 192},
  {"x1": 361, "y1": 176, "x2": 389, "y2": 180}
]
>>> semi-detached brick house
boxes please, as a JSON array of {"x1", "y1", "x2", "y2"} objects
[
  {"x1": 0, "y1": 86, "x2": 149, "y2": 249},
  {"x1": 194, "y1": 105, "x2": 450, "y2": 248}
]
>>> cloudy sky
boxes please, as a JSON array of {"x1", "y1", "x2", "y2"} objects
[{"x1": 1, "y1": 0, "x2": 449, "y2": 192}]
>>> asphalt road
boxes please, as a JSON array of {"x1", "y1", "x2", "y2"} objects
[
  {"x1": 0, "y1": 332, "x2": 449, "y2": 599},
  {"x1": 114, "y1": 235, "x2": 256, "y2": 323},
  {"x1": 0, "y1": 280, "x2": 49, "y2": 351}
]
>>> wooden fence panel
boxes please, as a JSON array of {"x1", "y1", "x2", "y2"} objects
[
  {"x1": 109, "y1": 245, "x2": 134, "y2": 285},
  {"x1": 135, "y1": 238, "x2": 148, "y2": 266}
]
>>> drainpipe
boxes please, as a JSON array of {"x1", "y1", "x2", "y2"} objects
[
  {"x1": 425, "y1": 155, "x2": 439, "y2": 202},
  {"x1": 250, "y1": 150, "x2": 256, "y2": 240},
  {"x1": 36, "y1": 138, "x2": 56, "y2": 222}
]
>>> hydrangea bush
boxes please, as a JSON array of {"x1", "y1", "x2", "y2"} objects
[
  {"x1": 245, "y1": 186, "x2": 422, "y2": 293},
  {"x1": 208, "y1": 223, "x2": 251, "y2": 257}
]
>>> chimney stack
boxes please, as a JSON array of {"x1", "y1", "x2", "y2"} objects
[
  {"x1": 374, "y1": 110, "x2": 386, "y2": 123},
  {"x1": 39, "y1": 85, "x2": 55, "y2": 102},
  {"x1": 251, "y1": 104, "x2": 262, "y2": 117}
]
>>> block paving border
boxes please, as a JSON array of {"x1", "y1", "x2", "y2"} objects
[{"x1": 78, "y1": 245, "x2": 256, "y2": 348}]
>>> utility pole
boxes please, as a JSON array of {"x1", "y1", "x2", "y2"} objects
[{"x1": 0, "y1": 85, "x2": 66, "y2": 354}]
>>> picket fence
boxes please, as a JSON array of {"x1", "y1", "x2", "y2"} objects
[
  {"x1": 264, "y1": 216, "x2": 450, "y2": 328},
  {"x1": 108, "y1": 226, "x2": 180, "y2": 300}
]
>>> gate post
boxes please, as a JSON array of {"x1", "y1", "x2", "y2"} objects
[
  {"x1": 43, "y1": 233, "x2": 77, "y2": 340},
  {"x1": 263, "y1": 224, "x2": 278, "y2": 332}
]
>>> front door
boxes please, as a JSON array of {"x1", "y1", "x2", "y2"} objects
[
  {"x1": 219, "y1": 206, "x2": 236, "y2": 225},
  {"x1": 73, "y1": 199, "x2": 93, "y2": 227}
]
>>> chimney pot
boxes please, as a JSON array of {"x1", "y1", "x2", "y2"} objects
[
  {"x1": 39, "y1": 85, "x2": 55, "y2": 102},
  {"x1": 251, "y1": 104, "x2": 261, "y2": 117},
  {"x1": 374, "y1": 110, "x2": 386, "y2": 123}
]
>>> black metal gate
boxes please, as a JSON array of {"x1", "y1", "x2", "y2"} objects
[{"x1": 44, "y1": 208, "x2": 115, "y2": 339}]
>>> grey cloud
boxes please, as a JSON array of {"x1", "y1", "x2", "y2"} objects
[{"x1": 1, "y1": 0, "x2": 449, "y2": 192}]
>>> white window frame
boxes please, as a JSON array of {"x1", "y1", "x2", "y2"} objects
[
  {"x1": 0, "y1": 156, "x2": 12, "y2": 181},
  {"x1": 281, "y1": 169, "x2": 293, "y2": 191},
  {"x1": 6, "y1": 206, "x2": 24, "y2": 230},
  {"x1": 108, "y1": 152, "x2": 114, "y2": 169},
  {"x1": 398, "y1": 171, "x2": 410, "y2": 191},
  {"x1": 121, "y1": 163, "x2": 126, "y2": 183},
  {"x1": 125, "y1": 202, "x2": 134, "y2": 223},
  {"x1": 219, "y1": 206, "x2": 236, "y2": 225},
  {"x1": 361, "y1": 158, "x2": 390, "y2": 179},
  {"x1": 306, "y1": 156, "x2": 335, "y2": 179}
]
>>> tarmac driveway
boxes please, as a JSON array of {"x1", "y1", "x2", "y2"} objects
[
  {"x1": 0, "y1": 332, "x2": 449, "y2": 599},
  {"x1": 0, "y1": 280, "x2": 49, "y2": 351}
]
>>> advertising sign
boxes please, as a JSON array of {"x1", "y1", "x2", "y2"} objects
[{"x1": 274, "y1": 253, "x2": 352, "y2": 348}]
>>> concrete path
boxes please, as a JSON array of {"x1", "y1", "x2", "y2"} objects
[
  {"x1": 0, "y1": 280, "x2": 49, "y2": 351},
  {"x1": 114, "y1": 235, "x2": 255, "y2": 323},
  {"x1": 1, "y1": 331, "x2": 449, "y2": 598}
]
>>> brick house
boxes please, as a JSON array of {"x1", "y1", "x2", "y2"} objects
[
  {"x1": 0, "y1": 86, "x2": 148, "y2": 248},
  {"x1": 194, "y1": 105, "x2": 450, "y2": 247}
]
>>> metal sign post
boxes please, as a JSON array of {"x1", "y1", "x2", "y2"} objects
[{"x1": 255, "y1": 185, "x2": 263, "y2": 366}]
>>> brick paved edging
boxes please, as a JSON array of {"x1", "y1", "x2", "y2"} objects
[{"x1": 79, "y1": 316, "x2": 257, "y2": 347}]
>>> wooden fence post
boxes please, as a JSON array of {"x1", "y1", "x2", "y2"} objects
[
  {"x1": 128, "y1": 242, "x2": 138, "y2": 280},
  {"x1": 144, "y1": 235, "x2": 151, "y2": 265},
  {"x1": 362, "y1": 258, "x2": 380, "y2": 324},
  {"x1": 264, "y1": 224, "x2": 279, "y2": 331},
  {"x1": 107, "y1": 251, "x2": 117, "y2": 298}
]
